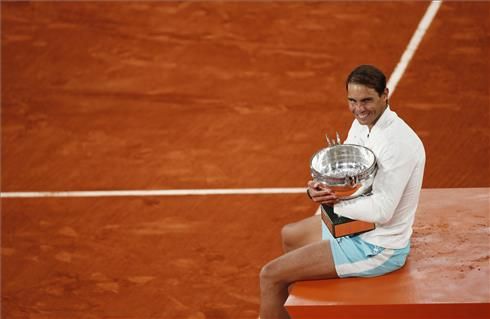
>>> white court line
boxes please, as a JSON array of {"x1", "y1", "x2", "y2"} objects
[
  {"x1": 387, "y1": 0, "x2": 442, "y2": 97},
  {"x1": 1, "y1": 1, "x2": 441, "y2": 199},
  {"x1": 0, "y1": 188, "x2": 307, "y2": 198}
]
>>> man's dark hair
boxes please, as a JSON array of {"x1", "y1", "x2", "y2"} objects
[{"x1": 346, "y1": 65, "x2": 387, "y2": 96}]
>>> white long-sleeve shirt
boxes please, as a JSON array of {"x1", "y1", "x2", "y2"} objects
[{"x1": 334, "y1": 106, "x2": 425, "y2": 249}]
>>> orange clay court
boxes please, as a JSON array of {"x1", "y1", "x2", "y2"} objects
[{"x1": 1, "y1": 2, "x2": 489, "y2": 319}]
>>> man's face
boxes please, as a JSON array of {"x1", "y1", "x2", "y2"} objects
[{"x1": 347, "y1": 83, "x2": 388, "y2": 129}]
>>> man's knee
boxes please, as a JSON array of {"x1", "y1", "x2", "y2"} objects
[
  {"x1": 281, "y1": 223, "x2": 299, "y2": 253},
  {"x1": 260, "y1": 259, "x2": 283, "y2": 286}
]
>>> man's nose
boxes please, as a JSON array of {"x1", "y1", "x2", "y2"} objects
[{"x1": 353, "y1": 103, "x2": 366, "y2": 111}]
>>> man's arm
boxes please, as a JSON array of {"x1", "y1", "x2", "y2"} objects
[{"x1": 333, "y1": 141, "x2": 419, "y2": 224}]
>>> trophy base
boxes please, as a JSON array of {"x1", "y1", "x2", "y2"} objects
[{"x1": 321, "y1": 204, "x2": 375, "y2": 238}]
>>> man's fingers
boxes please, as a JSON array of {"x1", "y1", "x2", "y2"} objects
[
  {"x1": 307, "y1": 180, "x2": 323, "y2": 189},
  {"x1": 311, "y1": 194, "x2": 337, "y2": 202},
  {"x1": 310, "y1": 188, "x2": 335, "y2": 196}
]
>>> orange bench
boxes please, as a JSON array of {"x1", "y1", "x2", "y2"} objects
[{"x1": 285, "y1": 188, "x2": 490, "y2": 319}]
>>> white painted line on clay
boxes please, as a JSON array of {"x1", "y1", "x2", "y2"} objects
[
  {"x1": 387, "y1": 0, "x2": 442, "y2": 97},
  {"x1": 0, "y1": 188, "x2": 307, "y2": 198}
]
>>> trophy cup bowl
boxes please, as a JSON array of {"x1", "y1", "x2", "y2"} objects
[{"x1": 310, "y1": 144, "x2": 377, "y2": 200}]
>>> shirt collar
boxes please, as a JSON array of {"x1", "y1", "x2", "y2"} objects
[
  {"x1": 357, "y1": 105, "x2": 396, "y2": 136},
  {"x1": 373, "y1": 105, "x2": 396, "y2": 131}
]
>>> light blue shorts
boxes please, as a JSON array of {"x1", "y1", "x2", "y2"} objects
[{"x1": 322, "y1": 221, "x2": 410, "y2": 278}]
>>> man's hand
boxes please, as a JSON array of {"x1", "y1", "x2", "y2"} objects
[{"x1": 307, "y1": 180, "x2": 339, "y2": 206}]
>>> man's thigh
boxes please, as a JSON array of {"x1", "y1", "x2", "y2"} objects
[
  {"x1": 282, "y1": 215, "x2": 322, "y2": 252},
  {"x1": 264, "y1": 239, "x2": 338, "y2": 283}
]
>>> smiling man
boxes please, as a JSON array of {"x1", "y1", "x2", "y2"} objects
[
  {"x1": 347, "y1": 67, "x2": 389, "y2": 130},
  {"x1": 258, "y1": 65, "x2": 426, "y2": 319}
]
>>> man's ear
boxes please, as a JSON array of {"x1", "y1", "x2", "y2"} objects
[{"x1": 383, "y1": 87, "x2": 389, "y2": 104}]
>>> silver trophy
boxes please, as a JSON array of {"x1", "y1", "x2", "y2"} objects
[{"x1": 310, "y1": 132, "x2": 377, "y2": 237}]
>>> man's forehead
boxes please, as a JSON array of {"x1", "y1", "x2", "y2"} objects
[{"x1": 347, "y1": 84, "x2": 378, "y2": 97}]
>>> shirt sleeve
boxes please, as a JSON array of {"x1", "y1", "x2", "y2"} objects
[{"x1": 334, "y1": 140, "x2": 418, "y2": 224}]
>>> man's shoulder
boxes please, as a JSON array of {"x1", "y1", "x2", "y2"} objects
[
  {"x1": 381, "y1": 110, "x2": 420, "y2": 140},
  {"x1": 374, "y1": 113, "x2": 424, "y2": 155},
  {"x1": 378, "y1": 124, "x2": 425, "y2": 161}
]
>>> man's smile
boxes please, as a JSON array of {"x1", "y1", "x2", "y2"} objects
[{"x1": 356, "y1": 111, "x2": 370, "y2": 120}]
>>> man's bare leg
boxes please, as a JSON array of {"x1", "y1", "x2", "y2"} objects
[
  {"x1": 259, "y1": 238, "x2": 337, "y2": 319},
  {"x1": 281, "y1": 215, "x2": 322, "y2": 253}
]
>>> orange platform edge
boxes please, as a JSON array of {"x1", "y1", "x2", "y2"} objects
[{"x1": 285, "y1": 188, "x2": 490, "y2": 319}]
